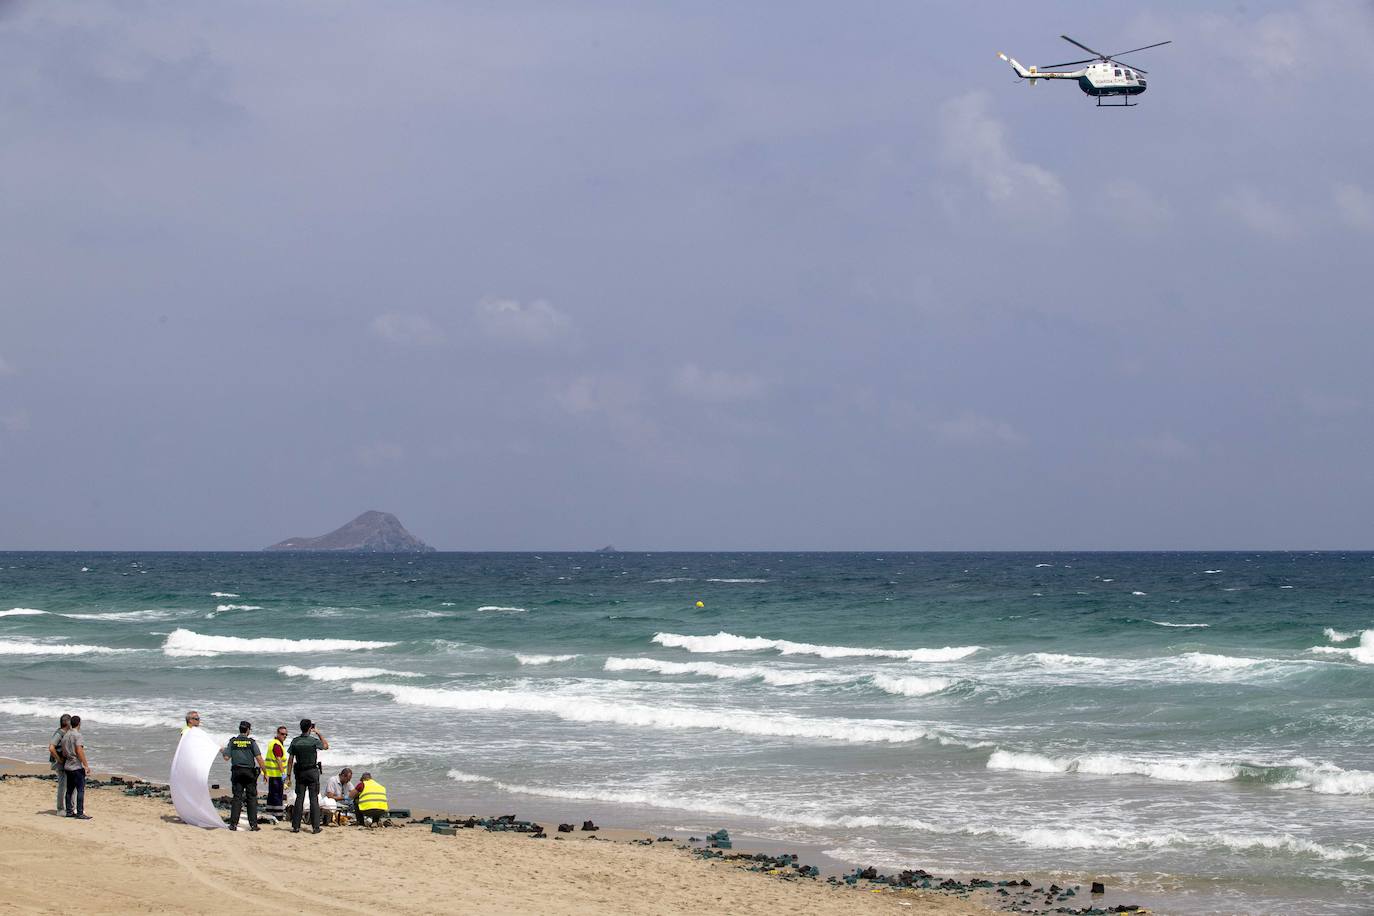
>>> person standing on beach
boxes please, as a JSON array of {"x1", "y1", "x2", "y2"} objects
[
  {"x1": 221, "y1": 721, "x2": 265, "y2": 831},
  {"x1": 182, "y1": 711, "x2": 201, "y2": 735},
  {"x1": 285, "y1": 719, "x2": 329, "y2": 834},
  {"x1": 262, "y1": 725, "x2": 289, "y2": 816},
  {"x1": 61, "y1": 715, "x2": 91, "y2": 819},
  {"x1": 47, "y1": 713, "x2": 71, "y2": 813}
]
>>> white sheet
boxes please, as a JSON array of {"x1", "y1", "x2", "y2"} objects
[{"x1": 169, "y1": 727, "x2": 226, "y2": 830}]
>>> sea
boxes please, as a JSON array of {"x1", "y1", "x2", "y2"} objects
[{"x1": 2, "y1": 551, "x2": 1371, "y2": 914}]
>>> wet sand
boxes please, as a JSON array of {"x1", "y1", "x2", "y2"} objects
[{"x1": 2, "y1": 763, "x2": 999, "y2": 915}]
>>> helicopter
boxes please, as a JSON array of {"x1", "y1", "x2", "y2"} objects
[{"x1": 998, "y1": 35, "x2": 1171, "y2": 107}]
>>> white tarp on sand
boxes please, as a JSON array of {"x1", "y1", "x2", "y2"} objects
[{"x1": 170, "y1": 727, "x2": 226, "y2": 830}]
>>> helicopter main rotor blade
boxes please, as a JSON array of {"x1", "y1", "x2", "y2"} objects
[
  {"x1": 1061, "y1": 35, "x2": 1109, "y2": 59},
  {"x1": 1041, "y1": 57, "x2": 1096, "y2": 68},
  {"x1": 1108, "y1": 40, "x2": 1172, "y2": 59}
]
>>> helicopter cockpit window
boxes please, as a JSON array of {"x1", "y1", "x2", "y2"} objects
[{"x1": 1114, "y1": 68, "x2": 1122, "y2": 76}]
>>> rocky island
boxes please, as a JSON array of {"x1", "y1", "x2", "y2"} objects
[{"x1": 266, "y1": 510, "x2": 436, "y2": 553}]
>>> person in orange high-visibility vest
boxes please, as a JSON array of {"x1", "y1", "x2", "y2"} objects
[{"x1": 355, "y1": 772, "x2": 388, "y2": 827}]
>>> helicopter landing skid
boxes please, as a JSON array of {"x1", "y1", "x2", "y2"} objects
[{"x1": 1096, "y1": 95, "x2": 1136, "y2": 107}]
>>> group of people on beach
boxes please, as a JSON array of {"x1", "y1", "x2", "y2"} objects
[{"x1": 45, "y1": 711, "x2": 389, "y2": 834}]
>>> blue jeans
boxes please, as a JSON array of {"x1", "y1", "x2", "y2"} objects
[
  {"x1": 54, "y1": 768, "x2": 67, "y2": 811},
  {"x1": 64, "y1": 768, "x2": 86, "y2": 815}
]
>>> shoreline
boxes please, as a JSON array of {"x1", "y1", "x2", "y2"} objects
[
  {"x1": 1, "y1": 762, "x2": 1015, "y2": 915},
  {"x1": 1, "y1": 755, "x2": 1155, "y2": 914}
]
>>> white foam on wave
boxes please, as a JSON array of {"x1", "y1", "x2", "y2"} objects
[
  {"x1": 0, "y1": 639, "x2": 133, "y2": 656},
  {"x1": 704, "y1": 578, "x2": 768, "y2": 583},
  {"x1": 648, "y1": 577, "x2": 693, "y2": 583},
  {"x1": 1150, "y1": 620, "x2": 1210, "y2": 628},
  {"x1": 996, "y1": 824, "x2": 1362, "y2": 861},
  {"x1": 869, "y1": 674, "x2": 955, "y2": 698},
  {"x1": 1308, "y1": 629, "x2": 1374, "y2": 665},
  {"x1": 1279, "y1": 759, "x2": 1374, "y2": 795},
  {"x1": 1131, "y1": 591, "x2": 1147, "y2": 596},
  {"x1": 1181, "y1": 652, "x2": 1264, "y2": 671},
  {"x1": 353, "y1": 681, "x2": 980, "y2": 747},
  {"x1": 476, "y1": 606, "x2": 528, "y2": 613},
  {"x1": 62, "y1": 609, "x2": 173, "y2": 622},
  {"x1": 0, "y1": 698, "x2": 180, "y2": 728},
  {"x1": 278, "y1": 665, "x2": 422, "y2": 682},
  {"x1": 604, "y1": 656, "x2": 841, "y2": 687},
  {"x1": 1324, "y1": 627, "x2": 1357, "y2": 643},
  {"x1": 0, "y1": 608, "x2": 47, "y2": 617},
  {"x1": 1034, "y1": 563, "x2": 1052, "y2": 567},
  {"x1": 988, "y1": 750, "x2": 1243, "y2": 782},
  {"x1": 516, "y1": 654, "x2": 578, "y2": 665},
  {"x1": 1203, "y1": 569, "x2": 1223, "y2": 574},
  {"x1": 215, "y1": 604, "x2": 264, "y2": 612},
  {"x1": 653, "y1": 631, "x2": 980, "y2": 662},
  {"x1": 210, "y1": 592, "x2": 239, "y2": 598},
  {"x1": 163, "y1": 628, "x2": 394, "y2": 657},
  {"x1": 447, "y1": 770, "x2": 492, "y2": 783}
]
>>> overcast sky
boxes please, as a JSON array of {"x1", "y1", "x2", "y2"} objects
[{"x1": 2, "y1": 1, "x2": 1372, "y2": 550}]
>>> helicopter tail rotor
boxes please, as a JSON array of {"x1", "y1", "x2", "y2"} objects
[{"x1": 998, "y1": 52, "x2": 1037, "y2": 83}]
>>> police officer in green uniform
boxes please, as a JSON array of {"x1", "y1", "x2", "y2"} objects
[
  {"x1": 285, "y1": 718, "x2": 330, "y2": 834},
  {"x1": 221, "y1": 721, "x2": 266, "y2": 831}
]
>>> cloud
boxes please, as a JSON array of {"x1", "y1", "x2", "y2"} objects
[
  {"x1": 672, "y1": 363, "x2": 767, "y2": 403},
  {"x1": 1137, "y1": 432, "x2": 1196, "y2": 461},
  {"x1": 554, "y1": 374, "x2": 641, "y2": 416},
  {"x1": 1219, "y1": 187, "x2": 1297, "y2": 238},
  {"x1": 0, "y1": 356, "x2": 17, "y2": 376},
  {"x1": 370, "y1": 313, "x2": 444, "y2": 345},
  {"x1": 938, "y1": 91, "x2": 1064, "y2": 211},
  {"x1": 474, "y1": 297, "x2": 570, "y2": 345},
  {"x1": 1298, "y1": 390, "x2": 1362, "y2": 418},
  {"x1": 356, "y1": 441, "x2": 405, "y2": 467},
  {"x1": 1334, "y1": 182, "x2": 1374, "y2": 231},
  {"x1": 931, "y1": 412, "x2": 1025, "y2": 446},
  {"x1": 1100, "y1": 180, "x2": 1171, "y2": 233},
  {"x1": 0, "y1": 409, "x2": 30, "y2": 433}
]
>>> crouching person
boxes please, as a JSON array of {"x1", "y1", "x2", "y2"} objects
[{"x1": 355, "y1": 772, "x2": 388, "y2": 827}]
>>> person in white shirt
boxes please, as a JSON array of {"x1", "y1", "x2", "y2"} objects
[{"x1": 322, "y1": 767, "x2": 354, "y2": 824}]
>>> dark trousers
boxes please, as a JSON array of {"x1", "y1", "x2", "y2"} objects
[
  {"x1": 290, "y1": 767, "x2": 320, "y2": 831},
  {"x1": 359, "y1": 807, "x2": 383, "y2": 826},
  {"x1": 64, "y1": 768, "x2": 85, "y2": 816},
  {"x1": 266, "y1": 775, "x2": 285, "y2": 810},
  {"x1": 230, "y1": 767, "x2": 259, "y2": 827}
]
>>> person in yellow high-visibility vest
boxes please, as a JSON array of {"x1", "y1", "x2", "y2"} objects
[
  {"x1": 262, "y1": 725, "x2": 289, "y2": 815},
  {"x1": 355, "y1": 772, "x2": 388, "y2": 827}
]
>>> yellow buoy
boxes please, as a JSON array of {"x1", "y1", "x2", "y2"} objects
[{"x1": 695, "y1": 600, "x2": 704, "y2": 608}]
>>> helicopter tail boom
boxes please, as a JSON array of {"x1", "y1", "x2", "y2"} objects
[{"x1": 998, "y1": 52, "x2": 1083, "y2": 85}]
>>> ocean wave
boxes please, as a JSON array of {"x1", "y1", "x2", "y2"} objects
[
  {"x1": 1203, "y1": 569, "x2": 1223, "y2": 574},
  {"x1": 215, "y1": 604, "x2": 264, "y2": 612},
  {"x1": 653, "y1": 631, "x2": 980, "y2": 662},
  {"x1": 1308, "y1": 629, "x2": 1374, "y2": 665},
  {"x1": 1150, "y1": 620, "x2": 1210, "y2": 628},
  {"x1": 1324, "y1": 627, "x2": 1358, "y2": 643},
  {"x1": 353, "y1": 681, "x2": 980, "y2": 746},
  {"x1": 869, "y1": 674, "x2": 955, "y2": 698},
  {"x1": 0, "y1": 698, "x2": 180, "y2": 728},
  {"x1": 163, "y1": 628, "x2": 395, "y2": 657},
  {"x1": 0, "y1": 639, "x2": 134, "y2": 656},
  {"x1": 987, "y1": 750, "x2": 1374, "y2": 796},
  {"x1": 994, "y1": 824, "x2": 1364, "y2": 861},
  {"x1": 704, "y1": 578, "x2": 768, "y2": 583},
  {"x1": 210, "y1": 592, "x2": 239, "y2": 598},
  {"x1": 604, "y1": 656, "x2": 843, "y2": 687},
  {"x1": 278, "y1": 665, "x2": 422, "y2": 682},
  {"x1": 61, "y1": 609, "x2": 174, "y2": 622},
  {"x1": 0, "y1": 608, "x2": 47, "y2": 617},
  {"x1": 1027, "y1": 650, "x2": 1271, "y2": 678},
  {"x1": 476, "y1": 606, "x2": 528, "y2": 613},
  {"x1": 447, "y1": 770, "x2": 492, "y2": 783},
  {"x1": 648, "y1": 577, "x2": 693, "y2": 583},
  {"x1": 516, "y1": 654, "x2": 578, "y2": 665}
]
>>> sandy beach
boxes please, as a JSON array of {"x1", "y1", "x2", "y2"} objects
[{"x1": 1, "y1": 765, "x2": 1000, "y2": 916}]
